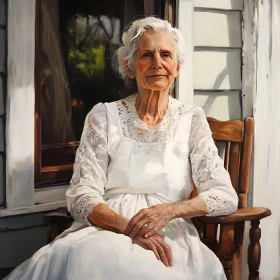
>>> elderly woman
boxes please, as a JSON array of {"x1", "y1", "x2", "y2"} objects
[{"x1": 6, "y1": 17, "x2": 238, "y2": 280}]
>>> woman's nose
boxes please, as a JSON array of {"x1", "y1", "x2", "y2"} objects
[{"x1": 151, "y1": 54, "x2": 163, "y2": 69}]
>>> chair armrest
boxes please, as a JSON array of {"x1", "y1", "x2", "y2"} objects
[{"x1": 197, "y1": 207, "x2": 271, "y2": 224}]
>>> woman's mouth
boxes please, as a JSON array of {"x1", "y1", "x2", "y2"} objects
[{"x1": 147, "y1": 75, "x2": 165, "y2": 78}]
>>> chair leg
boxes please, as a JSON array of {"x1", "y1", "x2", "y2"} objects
[
  {"x1": 248, "y1": 220, "x2": 261, "y2": 280},
  {"x1": 232, "y1": 221, "x2": 245, "y2": 279},
  {"x1": 218, "y1": 223, "x2": 235, "y2": 280}
]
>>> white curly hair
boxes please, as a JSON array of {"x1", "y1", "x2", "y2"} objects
[{"x1": 113, "y1": 16, "x2": 186, "y2": 86}]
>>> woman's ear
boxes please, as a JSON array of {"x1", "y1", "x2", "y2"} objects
[{"x1": 124, "y1": 60, "x2": 134, "y2": 79}]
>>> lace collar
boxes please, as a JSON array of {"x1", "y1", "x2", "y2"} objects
[{"x1": 116, "y1": 94, "x2": 184, "y2": 143}]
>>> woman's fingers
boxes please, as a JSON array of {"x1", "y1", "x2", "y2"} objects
[
  {"x1": 125, "y1": 209, "x2": 156, "y2": 238},
  {"x1": 154, "y1": 242, "x2": 169, "y2": 266},
  {"x1": 156, "y1": 237, "x2": 173, "y2": 266},
  {"x1": 147, "y1": 242, "x2": 161, "y2": 261},
  {"x1": 133, "y1": 235, "x2": 173, "y2": 267},
  {"x1": 125, "y1": 206, "x2": 171, "y2": 239},
  {"x1": 135, "y1": 221, "x2": 155, "y2": 238},
  {"x1": 143, "y1": 224, "x2": 162, "y2": 238},
  {"x1": 135, "y1": 220, "x2": 164, "y2": 239},
  {"x1": 124, "y1": 210, "x2": 146, "y2": 236},
  {"x1": 147, "y1": 237, "x2": 172, "y2": 267},
  {"x1": 134, "y1": 238, "x2": 161, "y2": 261},
  {"x1": 132, "y1": 238, "x2": 149, "y2": 250},
  {"x1": 146, "y1": 239, "x2": 169, "y2": 266},
  {"x1": 138, "y1": 220, "x2": 166, "y2": 239},
  {"x1": 128, "y1": 219, "x2": 150, "y2": 239}
]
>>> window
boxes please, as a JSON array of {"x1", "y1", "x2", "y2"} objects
[
  {"x1": 34, "y1": 0, "x2": 177, "y2": 188},
  {"x1": 4, "y1": 0, "x2": 193, "y2": 212}
]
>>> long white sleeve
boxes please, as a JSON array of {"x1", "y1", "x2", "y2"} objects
[
  {"x1": 190, "y1": 107, "x2": 238, "y2": 216},
  {"x1": 66, "y1": 103, "x2": 108, "y2": 225}
]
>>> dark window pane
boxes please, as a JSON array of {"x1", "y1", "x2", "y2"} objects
[{"x1": 41, "y1": 0, "x2": 145, "y2": 145}]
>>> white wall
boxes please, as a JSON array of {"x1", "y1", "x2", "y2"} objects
[
  {"x1": 193, "y1": 0, "x2": 243, "y2": 121},
  {"x1": 251, "y1": 0, "x2": 280, "y2": 279},
  {"x1": 192, "y1": 2, "x2": 280, "y2": 279}
]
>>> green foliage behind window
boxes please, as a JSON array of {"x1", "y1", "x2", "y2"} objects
[{"x1": 69, "y1": 45, "x2": 105, "y2": 79}]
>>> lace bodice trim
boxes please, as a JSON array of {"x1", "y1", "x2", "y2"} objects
[{"x1": 116, "y1": 94, "x2": 185, "y2": 143}]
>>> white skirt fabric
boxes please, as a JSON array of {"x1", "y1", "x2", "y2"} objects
[{"x1": 5, "y1": 194, "x2": 226, "y2": 280}]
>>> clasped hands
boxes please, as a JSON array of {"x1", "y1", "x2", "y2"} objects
[{"x1": 124, "y1": 204, "x2": 175, "y2": 267}]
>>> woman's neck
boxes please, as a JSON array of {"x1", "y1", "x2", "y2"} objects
[{"x1": 135, "y1": 89, "x2": 169, "y2": 126}]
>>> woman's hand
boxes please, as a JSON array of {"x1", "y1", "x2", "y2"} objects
[
  {"x1": 124, "y1": 204, "x2": 175, "y2": 239},
  {"x1": 133, "y1": 234, "x2": 173, "y2": 267}
]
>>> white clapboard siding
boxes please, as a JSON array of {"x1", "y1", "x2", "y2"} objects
[
  {"x1": 194, "y1": 11, "x2": 241, "y2": 47},
  {"x1": 194, "y1": 50, "x2": 241, "y2": 90},
  {"x1": 194, "y1": 91, "x2": 241, "y2": 120},
  {"x1": 194, "y1": 0, "x2": 243, "y2": 10}
]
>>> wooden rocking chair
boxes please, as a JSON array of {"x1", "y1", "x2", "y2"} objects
[{"x1": 45, "y1": 117, "x2": 271, "y2": 280}]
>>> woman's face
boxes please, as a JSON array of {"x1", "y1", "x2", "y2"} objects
[{"x1": 128, "y1": 31, "x2": 180, "y2": 92}]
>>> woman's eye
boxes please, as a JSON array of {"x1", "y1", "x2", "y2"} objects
[
  {"x1": 141, "y1": 53, "x2": 152, "y2": 58},
  {"x1": 162, "y1": 53, "x2": 171, "y2": 58}
]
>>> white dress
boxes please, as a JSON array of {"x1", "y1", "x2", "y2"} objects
[{"x1": 5, "y1": 94, "x2": 238, "y2": 280}]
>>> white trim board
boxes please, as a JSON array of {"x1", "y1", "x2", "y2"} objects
[
  {"x1": 176, "y1": 0, "x2": 194, "y2": 105},
  {"x1": 0, "y1": 200, "x2": 67, "y2": 217},
  {"x1": 35, "y1": 185, "x2": 68, "y2": 204},
  {"x1": 5, "y1": 0, "x2": 68, "y2": 214},
  {"x1": 194, "y1": 0, "x2": 243, "y2": 11},
  {"x1": 241, "y1": 1, "x2": 257, "y2": 118},
  {"x1": 6, "y1": 0, "x2": 36, "y2": 209}
]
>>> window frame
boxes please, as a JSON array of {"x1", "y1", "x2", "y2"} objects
[
  {"x1": 2, "y1": 0, "x2": 194, "y2": 216},
  {"x1": 34, "y1": 0, "x2": 81, "y2": 188}
]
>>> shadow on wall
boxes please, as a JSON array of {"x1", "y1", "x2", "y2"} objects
[
  {"x1": 198, "y1": 91, "x2": 240, "y2": 120},
  {"x1": 200, "y1": 1, "x2": 242, "y2": 120}
]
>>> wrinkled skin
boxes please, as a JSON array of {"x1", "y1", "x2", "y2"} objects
[
  {"x1": 124, "y1": 31, "x2": 180, "y2": 127},
  {"x1": 132, "y1": 233, "x2": 173, "y2": 267},
  {"x1": 124, "y1": 204, "x2": 175, "y2": 239},
  {"x1": 124, "y1": 197, "x2": 209, "y2": 240}
]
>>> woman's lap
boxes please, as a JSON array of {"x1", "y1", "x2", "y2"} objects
[
  {"x1": 7, "y1": 227, "x2": 180, "y2": 280},
  {"x1": 5, "y1": 218, "x2": 226, "y2": 280}
]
